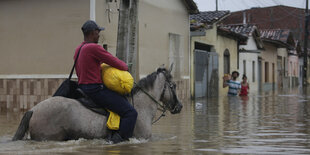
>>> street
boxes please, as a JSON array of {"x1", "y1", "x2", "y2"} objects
[{"x1": 1, "y1": 88, "x2": 310, "y2": 154}]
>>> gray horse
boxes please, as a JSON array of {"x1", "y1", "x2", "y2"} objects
[{"x1": 12, "y1": 67, "x2": 182, "y2": 141}]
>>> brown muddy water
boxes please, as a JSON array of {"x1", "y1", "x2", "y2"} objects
[{"x1": 1, "y1": 88, "x2": 310, "y2": 154}]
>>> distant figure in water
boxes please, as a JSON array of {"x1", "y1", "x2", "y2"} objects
[
  {"x1": 223, "y1": 71, "x2": 241, "y2": 96},
  {"x1": 239, "y1": 74, "x2": 249, "y2": 96}
]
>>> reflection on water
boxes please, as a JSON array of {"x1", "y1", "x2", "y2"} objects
[
  {"x1": 194, "y1": 88, "x2": 310, "y2": 154},
  {"x1": 2, "y1": 88, "x2": 310, "y2": 154}
]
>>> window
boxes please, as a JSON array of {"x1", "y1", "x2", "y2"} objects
[
  {"x1": 265, "y1": 62, "x2": 269, "y2": 82},
  {"x1": 169, "y1": 33, "x2": 183, "y2": 79},
  {"x1": 284, "y1": 57, "x2": 287, "y2": 76},
  {"x1": 290, "y1": 62, "x2": 293, "y2": 76},
  {"x1": 252, "y1": 61, "x2": 255, "y2": 82},
  {"x1": 243, "y1": 60, "x2": 246, "y2": 76},
  {"x1": 272, "y1": 63, "x2": 275, "y2": 83},
  {"x1": 224, "y1": 49, "x2": 230, "y2": 74}
]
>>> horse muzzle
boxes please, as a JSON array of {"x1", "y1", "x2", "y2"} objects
[{"x1": 171, "y1": 102, "x2": 183, "y2": 114}]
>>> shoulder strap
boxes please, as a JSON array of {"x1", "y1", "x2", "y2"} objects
[{"x1": 68, "y1": 43, "x2": 87, "y2": 80}]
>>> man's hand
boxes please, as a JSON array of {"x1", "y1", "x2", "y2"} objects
[{"x1": 223, "y1": 74, "x2": 230, "y2": 88}]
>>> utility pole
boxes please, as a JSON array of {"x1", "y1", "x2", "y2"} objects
[
  {"x1": 216, "y1": 0, "x2": 218, "y2": 11},
  {"x1": 116, "y1": 0, "x2": 139, "y2": 80},
  {"x1": 303, "y1": 0, "x2": 309, "y2": 87}
]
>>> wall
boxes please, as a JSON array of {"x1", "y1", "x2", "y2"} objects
[
  {"x1": 0, "y1": 78, "x2": 66, "y2": 112},
  {"x1": 138, "y1": 0, "x2": 190, "y2": 78},
  {"x1": 0, "y1": 0, "x2": 89, "y2": 111},
  {"x1": 95, "y1": 0, "x2": 120, "y2": 55},
  {"x1": 0, "y1": 0, "x2": 89, "y2": 75},
  {"x1": 288, "y1": 53, "x2": 299, "y2": 77},
  {"x1": 0, "y1": 77, "x2": 190, "y2": 112},
  {"x1": 239, "y1": 52, "x2": 259, "y2": 93},
  {"x1": 277, "y1": 48, "x2": 288, "y2": 75},
  {"x1": 239, "y1": 36, "x2": 257, "y2": 51},
  {"x1": 0, "y1": 0, "x2": 122, "y2": 111},
  {"x1": 217, "y1": 35, "x2": 239, "y2": 97},
  {"x1": 0, "y1": 0, "x2": 120, "y2": 75},
  {"x1": 288, "y1": 51, "x2": 299, "y2": 87},
  {"x1": 138, "y1": 0, "x2": 191, "y2": 99},
  {"x1": 239, "y1": 36, "x2": 260, "y2": 94},
  {"x1": 277, "y1": 48, "x2": 288, "y2": 89},
  {"x1": 260, "y1": 43, "x2": 278, "y2": 91}
]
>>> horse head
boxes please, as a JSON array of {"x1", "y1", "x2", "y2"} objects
[{"x1": 157, "y1": 66, "x2": 183, "y2": 114}]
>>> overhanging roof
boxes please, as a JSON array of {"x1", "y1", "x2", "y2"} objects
[
  {"x1": 217, "y1": 26, "x2": 248, "y2": 44},
  {"x1": 183, "y1": 0, "x2": 199, "y2": 14}
]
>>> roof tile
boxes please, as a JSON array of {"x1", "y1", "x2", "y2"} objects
[
  {"x1": 219, "y1": 24, "x2": 257, "y2": 36},
  {"x1": 190, "y1": 11, "x2": 230, "y2": 24}
]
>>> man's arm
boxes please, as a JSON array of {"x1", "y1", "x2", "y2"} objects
[
  {"x1": 223, "y1": 79, "x2": 229, "y2": 88},
  {"x1": 222, "y1": 75, "x2": 230, "y2": 88},
  {"x1": 92, "y1": 44, "x2": 128, "y2": 71}
]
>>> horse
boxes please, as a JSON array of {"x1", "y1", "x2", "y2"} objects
[{"x1": 12, "y1": 67, "x2": 182, "y2": 141}]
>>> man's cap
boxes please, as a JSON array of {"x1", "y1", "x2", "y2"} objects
[{"x1": 81, "y1": 20, "x2": 105, "y2": 33}]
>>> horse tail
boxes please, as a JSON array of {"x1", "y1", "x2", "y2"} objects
[{"x1": 12, "y1": 111, "x2": 33, "y2": 141}]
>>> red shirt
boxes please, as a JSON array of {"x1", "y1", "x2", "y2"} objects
[
  {"x1": 239, "y1": 84, "x2": 249, "y2": 96},
  {"x1": 74, "y1": 42, "x2": 128, "y2": 84}
]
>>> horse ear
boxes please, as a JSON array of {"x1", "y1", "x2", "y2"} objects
[
  {"x1": 157, "y1": 64, "x2": 166, "y2": 73},
  {"x1": 169, "y1": 63, "x2": 174, "y2": 74}
]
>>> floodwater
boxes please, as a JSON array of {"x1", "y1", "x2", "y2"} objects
[{"x1": 2, "y1": 88, "x2": 310, "y2": 154}]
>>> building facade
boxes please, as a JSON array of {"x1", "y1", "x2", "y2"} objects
[
  {"x1": 190, "y1": 11, "x2": 247, "y2": 98},
  {"x1": 0, "y1": 0, "x2": 198, "y2": 111}
]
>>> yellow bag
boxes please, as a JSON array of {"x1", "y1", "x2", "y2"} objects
[
  {"x1": 101, "y1": 63, "x2": 134, "y2": 94},
  {"x1": 107, "y1": 110, "x2": 120, "y2": 130}
]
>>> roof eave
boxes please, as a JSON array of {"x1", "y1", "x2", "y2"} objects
[
  {"x1": 217, "y1": 28, "x2": 248, "y2": 43},
  {"x1": 183, "y1": 0, "x2": 199, "y2": 14},
  {"x1": 262, "y1": 38, "x2": 293, "y2": 49}
]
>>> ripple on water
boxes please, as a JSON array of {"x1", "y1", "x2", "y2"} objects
[
  {"x1": 0, "y1": 137, "x2": 151, "y2": 154},
  {"x1": 2, "y1": 91, "x2": 310, "y2": 154},
  {"x1": 195, "y1": 145, "x2": 310, "y2": 155}
]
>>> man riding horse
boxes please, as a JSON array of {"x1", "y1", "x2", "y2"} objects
[
  {"x1": 11, "y1": 21, "x2": 182, "y2": 143},
  {"x1": 75, "y1": 20, "x2": 137, "y2": 143}
]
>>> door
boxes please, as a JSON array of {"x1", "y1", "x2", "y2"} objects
[
  {"x1": 277, "y1": 57, "x2": 283, "y2": 89},
  {"x1": 194, "y1": 50, "x2": 219, "y2": 98},
  {"x1": 258, "y1": 58, "x2": 262, "y2": 91},
  {"x1": 207, "y1": 52, "x2": 219, "y2": 97}
]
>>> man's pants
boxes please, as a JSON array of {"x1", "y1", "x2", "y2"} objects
[{"x1": 79, "y1": 84, "x2": 137, "y2": 139}]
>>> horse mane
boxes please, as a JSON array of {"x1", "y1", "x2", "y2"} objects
[{"x1": 131, "y1": 68, "x2": 171, "y2": 95}]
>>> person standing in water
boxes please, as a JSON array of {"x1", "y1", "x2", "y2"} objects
[
  {"x1": 223, "y1": 71, "x2": 241, "y2": 96},
  {"x1": 239, "y1": 74, "x2": 249, "y2": 96}
]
